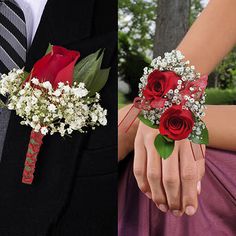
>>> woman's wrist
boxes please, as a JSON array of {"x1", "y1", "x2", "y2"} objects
[
  {"x1": 176, "y1": 0, "x2": 236, "y2": 76},
  {"x1": 202, "y1": 105, "x2": 236, "y2": 151},
  {"x1": 118, "y1": 104, "x2": 140, "y2": 161}
]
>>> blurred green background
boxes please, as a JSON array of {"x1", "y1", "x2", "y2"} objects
[{"x1": 118, "y1": 0, "x2": 236, "y2": 107}]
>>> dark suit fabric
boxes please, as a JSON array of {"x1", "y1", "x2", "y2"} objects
[{"x1": 0, "y1": 0, "x2": 117, "y2": 235}]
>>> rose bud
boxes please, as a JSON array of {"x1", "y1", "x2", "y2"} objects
[{"x1": 26, "y1": 46, "x2": 80, "y2": 89}]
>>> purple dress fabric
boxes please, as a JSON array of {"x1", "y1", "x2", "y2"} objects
[{"x1": 118, "y1": 148, "x2": 236, "y2": 236}]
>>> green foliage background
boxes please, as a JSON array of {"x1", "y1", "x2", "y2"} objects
[{"x1": 119, "y1": 0, "x2": 236, "y2": 105}]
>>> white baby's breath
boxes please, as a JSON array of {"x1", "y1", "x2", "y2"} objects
[
  {"x1": 0, "y1": 70, "x2": 107, "y2": 136},
  {"x1": 139, "y1": 50, "x2": 207, "y2": 138},
  {"x1": 41, "y1": 127, "x2": 48, "y2": 135},
  {"x1": 31, "y1": 78, "x2": 39, "y2": 85},
  {"x1": 42, "y1": 81, "x2": 52, "y2": 90}
]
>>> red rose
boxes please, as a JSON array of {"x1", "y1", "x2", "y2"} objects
[
  {"x1": 143, "y1": 70, "x2": 180, "y2": 108},
  {"x1": 159, "y1": 105, "x2": 194, "y2": 140},
  {"x1": 26, "y1": 45, "x2": 80, "y2": 89}
]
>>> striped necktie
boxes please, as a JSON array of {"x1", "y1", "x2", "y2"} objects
[
  {"x1": 0, "y1": 0, "x2": 27, "y2": 160},
  {"x1": 0, "y1": 0, "x2": 27, "y2": 74}
]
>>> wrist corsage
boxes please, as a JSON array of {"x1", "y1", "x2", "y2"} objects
[
  {"x1": 119, "y1": 50, "x2": 208, "y2": 159},
  {"x1": 0, "y1": 44, "x2": 110, "y2": 184}
]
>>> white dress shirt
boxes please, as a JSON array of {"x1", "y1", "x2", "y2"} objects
[{"x1": 15, "y1": 0, "x2": 48, "y2": 48}]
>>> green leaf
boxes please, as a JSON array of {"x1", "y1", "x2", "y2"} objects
[
  {"x1": 154, "y1": 134, "x2": 175, "y2": 159},
  {"x1": 96, "y1": 49, "x2": 105, "y2": 69},
  {"x1": 73, "y1": 49, "x2": 101, "y2": 83},
  {"x1": 163, "y1": 135, "x2": 174, "y2": 143},
  {"x1": 73, "y1": 49, "x2": 110, "y2": 94},
  {"x1": 24, "y1": 71, "x2": 29, "y2": 77},
  {"x1": 88, "y1": 68, "x2": 110, "y2": 96},
  {"x1": 77, "y1": 50, "x2": 101, "y2": 71},
  {"x1": 138, "y1": 114, "x2": 158, "y2": 129},
  {"x1": 21, "y1": 71, "x2": 30, "y2": 81},
  {"x1": 83, "y1": 52, "x2": 105, "y2": 90},
  {"x1": 83, "y1": 60, "x2": 101, "y2": 90},
  {"x1": 45, "y1": 43, "x2": 53, "y2": 55},
  {"x1": 191, "y1": 126, "x2": 209, "y2": 145},
  {"x1": 0, "y1": 99, "x2": 6, "y2": 108}
]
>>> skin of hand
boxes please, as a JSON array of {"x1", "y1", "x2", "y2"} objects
[
  {"x1": 118, "y1": 105, "x2": 205, "y2": 216},
  {"x1": 119, "y1": 104, "x2": 236, "y2": 216},
  {"x1": 118, "y1": 104, "x2": 139, "y2": 161},
  {"x1": 119, "y1": 0, "x2": 236, "y2": 216},
  {"x1": 134, "y1": 123, "x2": 205, "y2": 216}
]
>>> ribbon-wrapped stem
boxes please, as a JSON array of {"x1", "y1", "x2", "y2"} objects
[{"x1": 22, "y1": 130, "x2": 44, "y2": 185}]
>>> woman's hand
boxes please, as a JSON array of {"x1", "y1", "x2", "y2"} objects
[
  {"x1": 118, "y1": 104, "x2": 140, "y2": 161},
  {"x1": 134, "y1": 122, "x2": 205, "y2": 216}
]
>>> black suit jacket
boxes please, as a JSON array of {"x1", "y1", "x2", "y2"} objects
[{"x1": 0, "y1": 0, "x2": 117, "y2": 235}]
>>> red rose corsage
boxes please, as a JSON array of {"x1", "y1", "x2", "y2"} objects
[{"x1": 119, "y1": 50, "x2": 208, "y2": 159}]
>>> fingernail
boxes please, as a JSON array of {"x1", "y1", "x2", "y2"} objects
[
  {"x1": 158, "y1": 204, "x2": 168, "y2": 213},
  {"x1": 172, "y1": 210, "x2": 181, "y2": 217},
  {"x1": 185, "y1": 206, "x2": 196, "y2": 216},
  {"x1": 145, "y1": 192, "x2": 152, "y2": 199},
  {"x1": 197, "y1": 181, "x2": 201, "y2": 194}
]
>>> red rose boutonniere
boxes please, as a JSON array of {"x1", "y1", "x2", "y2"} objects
[{"x1": 0, "y1": 44, "x2": 110, "y2": 184}]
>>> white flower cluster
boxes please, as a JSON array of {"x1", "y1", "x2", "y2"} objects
[
  {"x1": 139, "y1": 50, "x2": 200, "y2": 93},
  {"x1": 0, "y1": 69, "x2": 107, "y2": 136},
  {"x1": 139, "y1": 50, "x2": 207, "y2": 138},
  {"x1": 189, "y1": 120, "x2": 206, "y2": 140}
]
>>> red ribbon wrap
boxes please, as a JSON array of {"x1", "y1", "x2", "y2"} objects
[
  {"x1": 118, "y1": 97, "x2": 152, "y2": 133},
  {"x1": 22, "y1": 130, "x2": 44, "y2": 185}
]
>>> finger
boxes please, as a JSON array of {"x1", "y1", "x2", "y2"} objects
[
  {"x1": 191, "y1": 143, "x2": 206, "y2": 194},
  {"x1": 162, "y1": 145, "x2": 181, "y2": 216},
  {"x1": 197, "y1": 159, "x2": 205, "y2": 180},
  {"x1": 134, "y1": 133, "x2": 151, "y2": 198},
  {"x1": 145, "y1": 137, "x2": 168, "y2": 213},
  {"x1": 197, "y1": 145, "x2": 206, "y2": 180},
  {"x1": 196, "y1": 158, "x2": 205, "y2": 195},
  {"x1": 180, "y1": 141, "x2": 198, "y2": 216}
]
